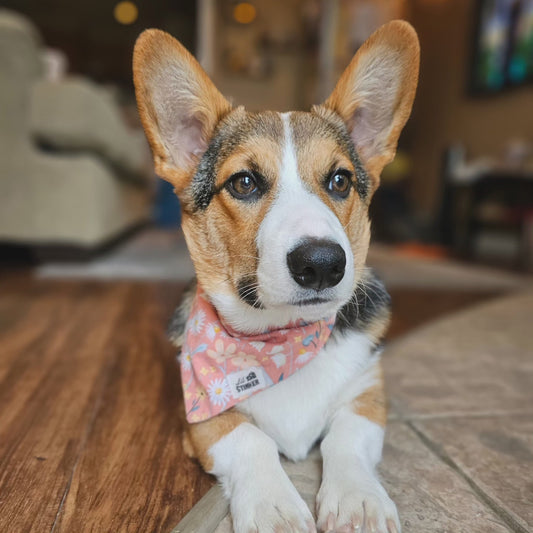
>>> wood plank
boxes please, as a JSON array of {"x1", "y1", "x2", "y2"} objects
[
  {"x1": 52, "y1": 283, "x2": 214, "y2": 533},
  {"x1": 414, "y1": 416, "x2": 533, "y2": 532},
  {"x1": 0, "y1": 281, "x2": 128, "y2": 532}
]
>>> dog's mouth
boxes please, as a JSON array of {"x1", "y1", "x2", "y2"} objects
[
  {"x1": 237, "y1": 274, "x2": 346, "y2": 314},
  {"x1": 290, "y1": 296, "x2": 331, "y2": 306}
]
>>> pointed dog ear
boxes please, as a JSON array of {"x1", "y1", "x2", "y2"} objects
[
  {"x1": 133, "y1": 29, "x2": 232, "y2": 191},
  {"x1": 320, "y1": 20, "x2": 419, "y2": 188}
]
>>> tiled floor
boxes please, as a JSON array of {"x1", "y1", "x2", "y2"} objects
[
  {"x1": 383, "y1": 292, "x2": 533, "y2": 533},
  {"x1": 178, "y1": 291, "x2": 533, "y2": 533}
]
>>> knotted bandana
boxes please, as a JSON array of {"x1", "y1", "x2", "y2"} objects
[{"x1": 179, "y1": 288, "x2": 336, "y2": 423}]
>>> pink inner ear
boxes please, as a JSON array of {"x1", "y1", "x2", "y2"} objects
[
  {"x1": 349, "y1": 104, "x2": 393, "y2": 163},
  {"x1": 349, "y1": 106, "x2": 378, "y2": 160},
  {"x1": 169, "y1": 113, "x2": 207, "y2": 168}
]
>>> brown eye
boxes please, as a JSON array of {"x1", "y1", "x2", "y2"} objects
[
  {"x1": 226, "y1": 172, "x2": 262, "y2": 200},
  {"x1": 326, "y1": 170, "x2": 352, "y2": 199}
]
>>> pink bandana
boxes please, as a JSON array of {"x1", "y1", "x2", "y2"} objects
[{"x1": 179, "y1": 288, "x2": 335, "y2": 423}]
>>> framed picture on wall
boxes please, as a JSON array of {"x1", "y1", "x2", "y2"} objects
[{"x1": 470, "y1": 0, "x2": 533, "y2": 94}]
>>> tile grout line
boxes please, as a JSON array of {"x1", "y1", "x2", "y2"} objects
[
  {"x1": 389, "y1": 409, "x2": 533, "y2": 423},
  {"x1": 404, "y1": 420, "x2": 530, "y2": 533}
]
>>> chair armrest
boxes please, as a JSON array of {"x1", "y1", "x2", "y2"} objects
[{"x1": 30, "y1": 77, "x2": 151, "y2": 183}]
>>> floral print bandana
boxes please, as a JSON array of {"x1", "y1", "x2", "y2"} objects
[{"x1": 179, "y1": 288, "x2": 336, "y2": 423}]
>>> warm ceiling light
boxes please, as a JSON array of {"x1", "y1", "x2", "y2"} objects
[
  {"x1": 233, "y1": 2, "x2": 257, "y2": 24},
  {"x1": 114, "y1": 1, "x2": 138, "y2": 25}
]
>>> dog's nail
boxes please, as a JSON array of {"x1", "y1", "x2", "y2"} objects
[
  {"x1": 386, "y1": 519, "x2": 399, "y2": 533},
  {"x1": 366, "y1": 516, "x2": 378, "y2": 533},
  {"x1": 326, "y1": 512, "x2": 336, "y2": 531},
  {"x1": 351, "y1": 514, "x2": 362, "y2": 531},
  {"x1": 337, "y1": 525, "x2": 353, "y2": 533},
  {"x1": 307, "y1": 519, "x2": 317, "y2": 533}
]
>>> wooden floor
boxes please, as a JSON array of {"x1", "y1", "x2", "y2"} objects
[{"x1": 0, "y1": 271, "x2": 499, "y2": 533}]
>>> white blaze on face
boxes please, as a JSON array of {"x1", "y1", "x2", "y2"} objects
[{"x1": 256, "y1": 112, "x2": 354, "y2": 310}]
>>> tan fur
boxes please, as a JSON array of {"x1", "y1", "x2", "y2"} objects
[
  {"x1": 183, "y1": 409, "x2": 248, "y2": 471},
  {"x1": 322, "y1": 20, "x2": 420, "y2": 189},
  {"x1": 352, "y1": 366, "x2": 387, "y2": 427},
  {"x1": 133, "y1": 29, "x2": 231, "y2": 191}
]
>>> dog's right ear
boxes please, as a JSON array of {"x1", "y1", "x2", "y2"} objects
[{"x1": 133, "y1": 30, "x2": 232, "y2": 191}]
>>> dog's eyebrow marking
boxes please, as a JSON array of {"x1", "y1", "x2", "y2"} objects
[
  {"x1": 190, "y1": 116, "x2": 243, "y2": 211},
  {"x1": 341, "y1": 128, "x2": 370, "y2": 199},
  {"x1": 290, "y1": 111, "x2": 370, "y2": 200},
  {"x1": 190, "y1": 111, "x2": 282, "y2": 211}
]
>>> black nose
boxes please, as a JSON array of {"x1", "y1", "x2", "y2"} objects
[{"x1": 287, "y1": 238, "x2": 346, "y2": 290}]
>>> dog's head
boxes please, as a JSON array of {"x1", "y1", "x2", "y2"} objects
[{"x1": 134, "y1": 21, "x2": 419, "y2": 333}]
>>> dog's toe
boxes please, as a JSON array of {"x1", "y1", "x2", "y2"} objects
[
  {"x1": 231, "y1": 477, "x2": 315, "y2": 533},
  {"x1": 316, "y1": 472, "x2": 399, "y2": 533}
]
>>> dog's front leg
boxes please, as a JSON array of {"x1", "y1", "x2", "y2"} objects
[
  {"x1": 186, "y1": 410, "x2": 316, "y2": 533},
  {"x1": 316, "y1": 379, "x2": 400, "y2": 533}
]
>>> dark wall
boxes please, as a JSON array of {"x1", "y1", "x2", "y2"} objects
[
  {"x1": 407, "y1": 0, "x2": 533, "y2": 214},
  {"x1": 2, "y1": 0, "x2": 196, "y2": 90}
]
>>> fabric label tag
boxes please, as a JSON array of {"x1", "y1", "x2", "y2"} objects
[{"x1": 226, "y1": 367, "x2": 266, "y2": 399}]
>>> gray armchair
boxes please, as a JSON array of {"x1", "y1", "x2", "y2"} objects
[{"x1": 0, "y1": 9, "x2": 150, "y2": 248}]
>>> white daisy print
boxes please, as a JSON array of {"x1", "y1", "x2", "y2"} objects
[
  {"x1": 190, "y1": 309, "x2": 206, "y2": 334},
  {"x1": 180, "y1": 351, "x2": 192, "y2": 371},
  {"x1": 206, "y1": 323, "x2": 217, "y2": 341},
  {"x1": 207, "y1": 378, "x2": 231, "y2": 407}
]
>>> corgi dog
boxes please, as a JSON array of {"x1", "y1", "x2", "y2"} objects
[{"x1": 133, "y1": 20, "x2": 419, "y2": 533}]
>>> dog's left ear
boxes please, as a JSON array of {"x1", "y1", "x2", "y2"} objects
[
  {"x1": 320, "y1": 20, "x2": 419, "y2": 188},
  {"x1": 133, "y1": 29, "x2": 232, "y2": 192}
]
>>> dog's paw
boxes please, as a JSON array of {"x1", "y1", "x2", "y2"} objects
[
  {"x1": 316, "y1": 472, "x2": 400, "y2": 533},
  {"x1": 230, "y1": 474, "x2": 316, "y2": 533}
]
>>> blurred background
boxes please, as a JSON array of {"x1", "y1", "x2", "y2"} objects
[{"x1": 1, "y1": 0, "x2": 533, "y2": 276}]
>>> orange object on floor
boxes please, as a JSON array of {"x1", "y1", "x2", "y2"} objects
[{"x1": 394, "y1": 242, "x2": 450, "y2": 260}]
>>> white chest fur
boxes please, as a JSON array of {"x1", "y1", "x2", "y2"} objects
[{"x1": 236, "y1": 330, "x2": 380, "y2": 461}]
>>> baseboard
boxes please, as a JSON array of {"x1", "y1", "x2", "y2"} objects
[{"x1": 0, "y1": 221, "x2": 150, "y2": 265}]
